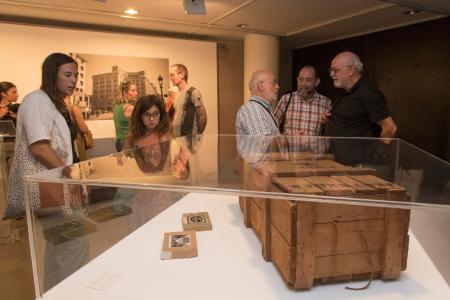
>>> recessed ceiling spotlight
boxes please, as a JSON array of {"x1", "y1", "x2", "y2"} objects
[
  {"x1": 236, "y1": 24, "x2": 248, "y2": 29},
  {"x1": 404, "y1": 9, "x2": 421, "y2": 15},
  {"x1": 124, "y1": 8, "x2": 138, "y2": 15}
]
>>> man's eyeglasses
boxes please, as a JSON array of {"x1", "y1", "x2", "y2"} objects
[
  {"x1": 142, "y1": 112, "x2": 160, "y2": 120},
  {"x1": 329, "y1": 65, "x2": 353, "y2": 74}
]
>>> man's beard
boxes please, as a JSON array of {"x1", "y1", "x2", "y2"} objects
[{"x1": 298, "y1": 88, "x2": 314, "y2": 100}]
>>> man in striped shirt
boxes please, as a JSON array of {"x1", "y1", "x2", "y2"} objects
[
  {"x1": 235, "y1": 69, "x2": 280, "y2": 136},
  {"x1": 274, "y1": 65, "x2": 331, "y2": 136}
]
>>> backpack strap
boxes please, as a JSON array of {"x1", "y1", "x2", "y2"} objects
[{"x1": 180, "y1": 87, "x2": 197, "y2": 136}]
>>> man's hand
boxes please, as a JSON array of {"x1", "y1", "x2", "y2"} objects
[{"x1": 320, "y1": 111, "x2": 331, "y2": 124}]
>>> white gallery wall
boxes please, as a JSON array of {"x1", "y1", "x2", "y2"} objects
[{"x1": 0, "y1": 23, "x2": 218, "y2": 176}]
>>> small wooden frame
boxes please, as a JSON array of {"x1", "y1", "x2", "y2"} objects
[
  {"x1": 182, "y1": 212, "x2": 212, "y2": 231},
  {"x1": 161, "y1": 231, "x2": 198, "y2": 260}
]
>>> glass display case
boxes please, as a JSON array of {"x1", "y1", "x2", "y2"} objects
[{"x1": 24, "y1": 135, "x2": 449, "y2": 299}]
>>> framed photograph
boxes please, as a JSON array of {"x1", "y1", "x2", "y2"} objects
[
  {"x1": 182, "y1": 211, "x2": 212, "y2": 231},
  {"x1": 161, "y1": 231, "x2": 197, "y2": 260}
]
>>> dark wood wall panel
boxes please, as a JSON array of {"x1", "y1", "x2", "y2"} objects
[{"x1": 292, "y1": 17, "x2": 450, "y2": 161}]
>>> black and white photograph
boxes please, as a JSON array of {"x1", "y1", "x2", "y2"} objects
[
  {"x1": 170, "y1": 234, "x2": 191, "y2": 248},
  {"x1": 67, "y1": 53, "x2": 170, "y2": 120}
]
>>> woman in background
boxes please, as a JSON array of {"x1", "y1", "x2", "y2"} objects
[
  {"x1": 65, "y1": 96, "x2": 91, "y2": 161},
  {"x1": 0, "y1": 81, "x2": 20, "y2": 124},
  {"x1": 113, "y1": 81, "x2": 137, "y2": 152}
]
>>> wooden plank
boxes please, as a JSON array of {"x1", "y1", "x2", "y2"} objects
[
  {"x1": 331, "y1": 175, "x2": 378, "y2": 195},
  {"x1": 315, "y1": 203, "x2": 385, "y2": 223},
  {"x1": 401, "y1": 234, "x2": 409, "y2": 271},
  {"x1": 272, "y1": 160, "x2": 348, "y2": 177},
  {"x1": 268, "y1": 152, "x2": 334, "y2": 161},
  {"x1": 381, "y1": 208, "x2": 409, "y2": 280},
  {"x1": 270, "y1": 199, "x2": 297, "y2": 245},
  {"x1": 270, "y1": 223, "x2": 296, "y2": 285},
  {"x1": 350, "y1": 175, "x2": 406, "y2": 194},
  {"x1": 272, "y1": 177, "x2": 324, "y2": 194},
  {"x1": 249, "y1": 198, "x2": 271, "y2": 261},
  {"x1": 238, "y1": 196, "x2": 251, "y2": 228},
  {"x1": 294, "y1": 202, "x2": 316, "y2": 289},
  {"x1": 315, "y1": 219, "x2": 385, "y2": 256},
  {"x1": 314, "y1": 251, "x2": 382, "y2": 278},
  {"x1": 247, "y1": 167, "x2": 272, "y2": 192},
  {"x1": 303, "y1": 176, "x2": 354, "y2": 196},
  {"x1": 240, "y1": 162, "x2": 251, "y2": 227}
]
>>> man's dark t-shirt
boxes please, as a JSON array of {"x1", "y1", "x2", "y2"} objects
[
  {"x1": 324, "y1": 77, "x2": 391, "y2": 165},
  {"x1": 324, "y1": 77, "x2": 390, "y2": 138}
]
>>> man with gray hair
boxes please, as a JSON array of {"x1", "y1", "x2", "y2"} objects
[
  {"x1": 323, "y1": 51, "x2": 397, "y2": 138},
  {"x1": 235, "y1": 69, "x2": 280, "y2": 135}
]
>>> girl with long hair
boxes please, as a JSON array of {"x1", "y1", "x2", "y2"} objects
[{"x1": 125, "y1": 94, "x2": 172, "y2": 150}]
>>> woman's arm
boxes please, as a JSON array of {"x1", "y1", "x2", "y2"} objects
[
  {"x1": 29, "y1": 140, "x2": 69, "y2": 175},
  {"x1": 72, "y1": 106, "x2": 89, "y2": 133}
]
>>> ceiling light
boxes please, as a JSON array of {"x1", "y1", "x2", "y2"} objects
[
  {"x1": 236, "y1": 24, "x2": 248, "y2": 30},
  {"x1": 404, "y1": 9, "x2": 420, "y2": 15},
  {"x1": 124, "y1": 8, "x2": 138, "y2": 15},
  {"x1": 183, "y1": 0, "x2": 206, "y2": 15}
]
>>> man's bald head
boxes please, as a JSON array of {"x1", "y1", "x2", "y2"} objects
[
  {"x1": 330, "y1": 51, "x2": 363, "y2": 91},
  {"x1": 248, "y1": 69, "x2": 279, "y2": 104},
  {"x1": 333, "y1": 51, "x2": 363, "y2": 73}
]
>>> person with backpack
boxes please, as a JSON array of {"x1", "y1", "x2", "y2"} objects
[{"x1": 169, "y1": 63, "x2": 207, "y2": 137}]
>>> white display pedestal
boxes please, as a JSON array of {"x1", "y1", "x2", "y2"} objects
[{"x1": 43, "y1": 193, "x2": 449, "y2": 300}]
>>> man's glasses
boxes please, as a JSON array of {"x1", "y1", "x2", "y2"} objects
[
  {"x1": 329, "y1": 65, "x2": 354, "y2": 74},
  {"x1": 142, "y1": 112, "x2": 160, "y2": 120}
]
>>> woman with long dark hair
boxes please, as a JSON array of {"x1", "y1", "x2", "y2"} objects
[
  {"x1": 4, "y1": 53, "x2": 88, "y2": 291},
  {"x1": 125, "y1": 94, "x2": 172, "y2": 150}
]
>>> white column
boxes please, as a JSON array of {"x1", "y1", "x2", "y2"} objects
[{"x1": 244, "y1": 34, "x2": 279, "y2": 101}]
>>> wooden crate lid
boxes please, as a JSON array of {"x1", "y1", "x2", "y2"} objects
[
  {"x1": 272, "y1": 160, "x2": 375, "y2": 177},
  {"x1": 303, "y1": 176, "x2": 355, "y2": 196},
  {"x1": 268, "y1": 152, "x2": 334, "y2": 161},
  {"x1": 331, "y1": 175, "x2": 378, "y2": 195},
  {"x1": 349, "y1": 175, "x2": 406, "y2": 194},
  {"x1": 273, "y1": 177, "x2": 324, "y2": 194}
]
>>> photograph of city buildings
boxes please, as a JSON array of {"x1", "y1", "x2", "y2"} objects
[{"x1": 69, "y1": 53, "x2": 170, "y2": 120}]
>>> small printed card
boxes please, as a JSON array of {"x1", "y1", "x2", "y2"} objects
[
  {"x1": 161, "y1": 231, "x2": 198, "y2": 260},
  {"x1": 182, "y1": 211, "x2": 212, "y2": 231}
]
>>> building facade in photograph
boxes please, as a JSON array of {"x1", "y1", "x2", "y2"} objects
[{"x1": 91, "y1": 66, "x2": 158, "y2": 113}]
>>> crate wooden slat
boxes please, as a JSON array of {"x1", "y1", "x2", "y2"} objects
[
  {"x1": 272, "y1": 160, "x2": 376, "y2": 177},
  {"x1": 330, "y1": 175, "x2": 378, "y2": 195},
  {"x1": 303, "y1": 176, "x2": 354, "y2": 196},
  {"x1": 315, "y1": 219, "x2": 385, "y2": 256},
  {"x1": 350, "y1": 175, "x2": 406, "y2": 194},
  {"x1": 268, "y1": 152, "x2": 335, "y2": 161}
]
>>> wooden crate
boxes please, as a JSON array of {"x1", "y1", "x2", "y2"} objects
[
  {"x1": 268, "y1": 175, "x2": 410, "y2": 289},
  {"x1": 240, "y1": 162, "x2": 411, "y2": 290}
]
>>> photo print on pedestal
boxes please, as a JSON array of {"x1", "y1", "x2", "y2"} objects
[
  {"x1": 161, "y1": 231, "x2": 198, "y2": 260},
  {"x1": 182, "y1": 211, "x2": 212, "y2": 231}
]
